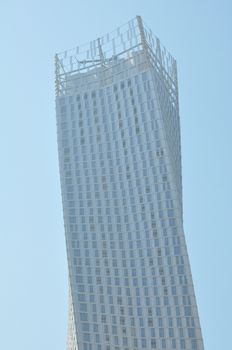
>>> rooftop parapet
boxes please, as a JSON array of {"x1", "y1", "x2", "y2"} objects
[{"x1": 55, "y1": 16, "x2": 178, "y2": 107}]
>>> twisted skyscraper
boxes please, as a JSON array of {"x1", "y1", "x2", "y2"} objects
[{"x1": 55, "y1": 16, "x2": 204, "y2": 350}]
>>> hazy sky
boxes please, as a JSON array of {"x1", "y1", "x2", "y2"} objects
[{"x1": 0, "y1": 1, "x2": 231, "y2": 349}]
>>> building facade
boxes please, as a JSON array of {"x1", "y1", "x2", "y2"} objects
[{"x1": 55, "y1": 16, "x2": 204, "y2": 350}]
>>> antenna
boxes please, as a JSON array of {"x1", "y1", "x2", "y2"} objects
[{"x1": 77, "y1": 38, "x2": 107, "y2": 66}]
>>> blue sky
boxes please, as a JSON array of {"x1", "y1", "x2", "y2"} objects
[{"x1": 0, "y1": 1, "x2": 231, "y2": 349}]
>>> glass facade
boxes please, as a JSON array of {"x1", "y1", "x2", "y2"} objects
[{"x1": 55, "y1": 16, "x2": 204, "y2": 350}]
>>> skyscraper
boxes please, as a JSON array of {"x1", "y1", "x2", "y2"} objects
[{"x1": 55, "y1": 16, "x2": 204, "y2": 350}]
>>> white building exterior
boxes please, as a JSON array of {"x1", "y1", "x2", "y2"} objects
[{"x1": 55, "y1": 16, "x2": 204, "y2": 350}]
